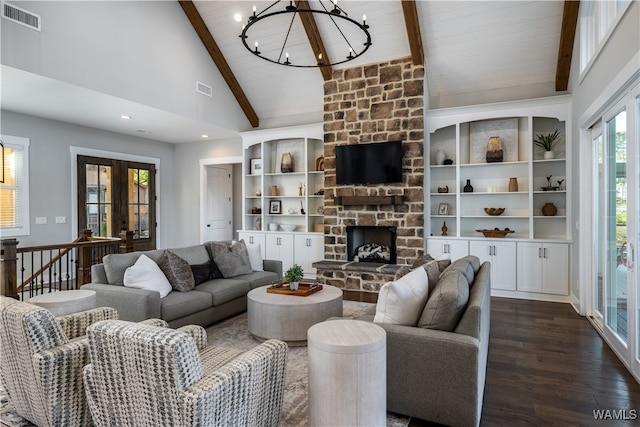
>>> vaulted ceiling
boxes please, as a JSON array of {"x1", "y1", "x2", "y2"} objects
[{"x1": 184, "y1": 0, "x2": 579, "y2": 128}]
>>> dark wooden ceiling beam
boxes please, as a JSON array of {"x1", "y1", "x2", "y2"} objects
[
  {"x1": 179, "y1": 1, "x2": 259, "y2": 127},
  {"x1": 296, "y1": 0, "x2": 333, "y2": 81},
  {"x1": 401, "y1": 0, "x2": 424, "y2": 66},
  {"x1": 555, "y1": 1, "x2": 580, "y2": 91}
]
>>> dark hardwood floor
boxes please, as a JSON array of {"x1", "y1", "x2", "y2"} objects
[{"x1": 409, "y1": 297, "x2": 640, "y2": 426}]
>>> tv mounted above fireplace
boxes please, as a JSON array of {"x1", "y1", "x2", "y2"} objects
[{"x1": 336, "y1": 141, "x2": 403, "y2": 185}]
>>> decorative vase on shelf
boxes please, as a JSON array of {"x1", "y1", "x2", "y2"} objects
[
  {"x1": 542, "y1": 202, "x2": 558, "y2": 216},
  {"x1": 255, "y1": 217, "x2": 261, "y2": 231},
  {"x1": 486, "y1": 136, "x2": 503, "y2": 163},
  {"x1": 463, "y1": 179, "x2": 474, "y2": 193},
  {"x1": 508, "y1": 177, "x2": 518, "y2": 192},
  {"x1": 441, "y1": 221, "x2": 448, "y2": 236},
  {"x1": 435, "y1": 149, "x2": 446, "y2": 166},
  {"x1": 281, "y1": 152, "x2": 293, "y2": 173},
  {"x1": 543, "y1": 150, "x2": 555, "y2": 160}
]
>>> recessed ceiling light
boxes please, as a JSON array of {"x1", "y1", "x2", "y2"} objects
[
  {"x1": 233, "y1": 13, "x2": 242, "y2": 22},
  {"x1": 201, "y1": 134, "x2": 209, "y2": 138},
  {"x1": 121, "y1": 115, "x2": 132, "y2": 120}
]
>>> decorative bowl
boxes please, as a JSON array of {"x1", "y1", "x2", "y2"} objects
[
  {"x1": 484, "y1": 207, "x2": 505, "y2": 216},
  {"x1": 476, "y1": 228, "x2": 514, "y2": 238},
  {"x1": 280, "y1": 224, "x2": 297, "y2": 232}
]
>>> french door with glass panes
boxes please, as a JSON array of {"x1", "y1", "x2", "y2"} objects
[
  {"x1": 590, "y1": 84, "x2": 639, "y2": 381},
  {"x1": 77, "y1": 156, "x2": 156, "y2": 251}
]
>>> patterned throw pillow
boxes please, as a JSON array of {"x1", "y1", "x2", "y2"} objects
[
  {"x1": 158, "y1": 250, "x2": 195, "y2": 292},
  {"x1": 208, "y1": 240, "x2": 253, "y2": 278}
]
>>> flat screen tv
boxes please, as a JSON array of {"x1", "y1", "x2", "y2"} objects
[{"x1": 336, "y1": 141, "x2": 403, "y2": 185}]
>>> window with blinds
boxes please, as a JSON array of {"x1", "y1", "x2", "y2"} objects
[{"x1": 0, "y1": 135, "x2": 30, "y2": 237}]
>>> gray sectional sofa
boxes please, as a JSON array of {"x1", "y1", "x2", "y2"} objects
[
  {"x1": 83, "y1": 242, "x2": 282, "y2": 328},
  {"x1": 358, "y1": 255, "x2": 491, "y2": 427}
]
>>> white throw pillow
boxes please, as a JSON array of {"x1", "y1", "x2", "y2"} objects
[
  {"x1": 247, "y1": 243, "x2": 264, "y2": 271},
  {"x1": 374, "y1": 266, "x2": 429, "y2": 326},
  {"x1": 123, "y1": 254, "x2": 172, "y2": 298}
]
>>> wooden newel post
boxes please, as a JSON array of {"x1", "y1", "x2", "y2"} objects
[
  {"x1": 1, "y1": 239, "x2": 19, "y2": 299},
  {"x1": 119, "y1": 230, "x2": 134, "y2": 253},
  {"x1": 77, "y1": 230, "x2": 93, "y2": 287}
]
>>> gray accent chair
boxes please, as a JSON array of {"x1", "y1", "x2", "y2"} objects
[
  {"x1": 83, "y1": 319, "x2": 288, "y2": 427},
  {"x1": 358, "y1": 256, "x2": 491, "y2": 427},
  {"x1": 0, "y1": 296, "x2": 118, "y2": 427}
]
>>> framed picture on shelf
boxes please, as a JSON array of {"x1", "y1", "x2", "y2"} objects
[
  {"x1": 269, "y1": 200, "x2": 282, "y2": 214},
  {"x1": 438, "y1": 203, "x2": 449, "y2": 215},
  {"x1": 250, "y1": 158, "x2": 262, "y2": 175}
]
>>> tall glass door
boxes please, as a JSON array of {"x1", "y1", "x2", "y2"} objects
[{"x1": 591, "y1": 86, "x2": 639, "y2": 381}]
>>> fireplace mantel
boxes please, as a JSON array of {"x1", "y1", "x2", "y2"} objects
[{"x1": 335, "y1": 195, "x2": 404, "y2": 206}]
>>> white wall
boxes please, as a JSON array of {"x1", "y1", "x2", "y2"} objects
[
  {"x1": 1, "y1": 1, "x2": 250, "y2": 132},
  {"x1": 172, "y1": 138, "x2": 243, "y2": 247},
  {"x1": 567, "y1": 2, "x2": 640, "y2": 306},
  {"x1": 0, "y1": 110, "x2": 177, "y2": 247}
]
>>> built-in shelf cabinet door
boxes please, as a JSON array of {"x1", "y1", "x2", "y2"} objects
[
  {"x1": 426, "y1": 239, "x2": 469, "y2": 261},
  {"x1": 517, "y1": 242, "x2": 569, "y2": 295},
  {"x1": 265, "y1": 233, "x2": 295, "y2": 272},
  {"x1": 294, "y1": 234, "x2": 324, "y2": 279},
  {"x1": 237, "y1": 232, "x2": 266, "y2": 259},
  {"x1": 469, "y1": 240, "x2": 517, "y2": 291}
]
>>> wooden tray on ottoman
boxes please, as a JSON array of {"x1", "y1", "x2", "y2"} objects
[{"x1": 267, "y1": 282, "x2": 323, "y2": 296}]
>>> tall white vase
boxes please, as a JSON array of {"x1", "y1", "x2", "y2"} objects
[{"x1": 435, "y1": 149, "x2": 446, "y2": 165}]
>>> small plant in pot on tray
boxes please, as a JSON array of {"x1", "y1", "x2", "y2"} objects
[{"x1": 285, "y1": 264, "x2": 304, "y2": 291}]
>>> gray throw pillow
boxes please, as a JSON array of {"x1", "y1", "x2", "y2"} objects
[
  {"x1": 158, "y1": 250, "x2": 195, "y2": 292},
  {"x1": 440, "y1": 256, "x2": 479, "y2": 284},
  {"x1": 418, "y1": 270, "x2": 469, "y2": 331},
  {"x1": 412, "y1": 254, "x2": 451, "y2": 273},
  {"x1": 208, "y1": 240, "x2": 253, "y2": 278}
]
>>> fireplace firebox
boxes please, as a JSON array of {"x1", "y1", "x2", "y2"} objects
[{"x1": 346, "y1": 226, "x2": 397, "y2": 264}]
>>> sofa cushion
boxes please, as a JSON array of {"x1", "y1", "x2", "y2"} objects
[
  {"x1": 158, "y1": 251, "x2": 195, "y2": 292},
  {"x1": 190, "y1": 261, "x2": 223, "y2": 285},
  {"x1": 160, "y1": 290, "x2": 213, "y2": 322},
  {"x1": 208, "y1": 240, "x2": 253, "y2": 278},
  {"x1": 374, "y1": 267, "x2": 429, "y2": 326},
  {"x1": 233, "y1": 271, "x2": 279, "y2": 289},
  {"x1": 441, "y1": 256, "x2": 479, "y2": 284},
  {"x1": 123, "y1": 254, "x2": 172, "y2": 298},
  {"x1": 103, "y1": 250, "x2": 163, "y2": 285},
  {"x1": 195, "y1": 279, "x2": 251, "y2": 306},
  {"x1": 418, "y1": 269, "x2": 470, "y2": 331}
]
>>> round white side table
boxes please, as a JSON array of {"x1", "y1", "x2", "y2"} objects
[
  {"x1": 247, "y1": 284, "x2": 343, "y2": 346},
  {"x1": 28, "y1": 289, "x2": 96, "y2": 316},
  {"x1": 307, "y1": 319, "x2": 386, "y2": 427}
]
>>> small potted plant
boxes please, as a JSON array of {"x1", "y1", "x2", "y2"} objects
[
  {"x1": 534, "y1": 129, "x2": 561, "y2": 159},
  {"x1": 285, "y1": 264, "x2": 304, "y2": 290}
]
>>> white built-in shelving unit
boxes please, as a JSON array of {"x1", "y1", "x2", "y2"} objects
[{"x1": 426, "y1": 96, "x2": 572, "y2": 301}]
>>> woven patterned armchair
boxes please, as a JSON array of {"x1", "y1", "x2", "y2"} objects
[
  {"x1": 0, "y1": 296, "x2": 119, "y2": 427},
  {"x1": 83, "y1": 320, "x2": 288, "y2": 427}
]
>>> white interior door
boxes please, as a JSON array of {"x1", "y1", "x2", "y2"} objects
[{"x1": 205, "y1": 165, "x2": 233, "y2": 242}]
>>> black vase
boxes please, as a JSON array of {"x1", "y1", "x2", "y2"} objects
[{"x1": 463, "y1": 179, "x2": 474, "y2": 193}]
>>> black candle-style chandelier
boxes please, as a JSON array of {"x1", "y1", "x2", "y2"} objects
[{"x1": 239, "y1": 0, "x2": 372, "y2": 68}]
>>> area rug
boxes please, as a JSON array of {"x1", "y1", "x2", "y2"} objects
[{"x1": 1, "y1": 300, "x2": 410, "y2": 427}]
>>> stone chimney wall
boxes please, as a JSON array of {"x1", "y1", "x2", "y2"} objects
[{"x1": 322, "y1": 57, "x2": 425, "y2": 267}]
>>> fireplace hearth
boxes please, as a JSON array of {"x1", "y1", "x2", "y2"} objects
[{"x1": 347, "y1": 226, "x2": 397, "y2": 264}]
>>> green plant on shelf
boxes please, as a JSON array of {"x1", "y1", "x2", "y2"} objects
[
  {"x1": 285, "y1": 264, "x2": 304, "y2": 284},
  {"x1": 533, "y1": 129, "x2": 561, "y2": 151}
]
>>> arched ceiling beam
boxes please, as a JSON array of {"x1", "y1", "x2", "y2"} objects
[
  {"x1": 556, "y1": 1, "x2": 580, "y2": 91},
  {"x1": 401, "y1": 0, "x2": 424, "y2": 66},
  {"x1": 296, "y1": 0, "x2": 333, "y2": 81}
]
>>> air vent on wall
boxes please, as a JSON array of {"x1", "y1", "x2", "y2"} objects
[
  {"x1": 196, "y1": 81, "x2": 213, "y2": 97},
  {"x1": 2, "y1": 1, "x2": 41, "y2": 31}
]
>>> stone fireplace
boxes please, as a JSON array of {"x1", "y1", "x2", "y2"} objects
[{"x1": 314, "y1": 57, "x2": 425, "y2": 296}]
